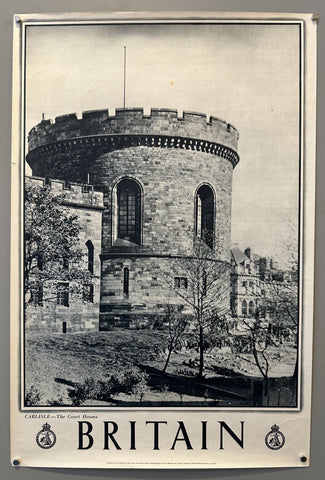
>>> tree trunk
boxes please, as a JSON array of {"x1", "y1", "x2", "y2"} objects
[
  {"x1": 162, "y1": 347, "x2": 172, "y2": 373},
  {"x1": 290, "y1": 355, "x2": 298, "y2": 403},
  {"x1": 198, "y1": 325, "x2": 204, "y2": 379},
  {"x1": 293, "y1": 356, "x2": 298, "y2": 381},
  {"x1": 263, "y1": 377, "x2": 269, "y2": 396}
]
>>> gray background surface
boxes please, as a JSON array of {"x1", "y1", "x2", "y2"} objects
[{"x1": 0, "y1": 1, "x2": 323, "y2": 478}]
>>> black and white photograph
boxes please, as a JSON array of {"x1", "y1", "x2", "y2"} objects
[
  {"x1": 23, "y1": 19, "x2": 303, "y2": 408},
  {"x1": 10, "y1": 11, "x2": 316, "y2": 468}
]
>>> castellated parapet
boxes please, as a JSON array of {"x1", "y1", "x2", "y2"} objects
[
  {"x1": 25, "y1": 175, "x2": 104, "y2": 208},
  {"x1": 28, "y1": 108, "x2": 239, "y2": 157},
  {"x1": 26, "y1": 108, "x2": 239, "y2": 330}
]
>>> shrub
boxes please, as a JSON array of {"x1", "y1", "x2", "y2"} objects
[
  {"x1": 47, "y1": 396, "x2": 64, "y2": 406},
  {"x1": 68, "y1": 377, "x2": 99, "y2": 406},
  {"x1": 68, "y1": 368, "x2": 149, "y2": 405},
  {"x1": 25, "y1": 385, "x2": 41, "y2": 406},
  {"x1": 109, "y1": 368, "x2": 149, "y2": 396}
]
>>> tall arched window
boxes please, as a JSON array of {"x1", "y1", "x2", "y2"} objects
[
  {"x1": 249, "y1": 300, "x2": 255, "y2": 316},
  {"x1": 196, "y1": 185, "x2": 215, "y2": 249},
  {"x1": 242, "y1": 300, "x2": 247, "y2": 316},
  {"x1": 86, "y1": 240, "x2": 94, "y2": 274},
  {"x1": 117, "y1": 179, "x2": 141, "y2": 245}
]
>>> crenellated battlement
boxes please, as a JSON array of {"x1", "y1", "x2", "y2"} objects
[
  {"x1": 28, "y1": 108, "x2": 239, "y2": 154},
  {"x1": 25, "y1": 175, "x2": 104, "y2": 209}
]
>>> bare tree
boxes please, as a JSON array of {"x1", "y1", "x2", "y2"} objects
[
  {"x1": 242, "y1": 311, "x2": 275, "y2": 398},
  {"x1": 235, "y1": 245, "x2": 298, "y2": 383},
  {"x1": 265, "y1": 218, "x2": 299, "y2": 356},
  {"x1": 262, "y1": 277, "x2": 298, "y2": 380},
  {"x1": 235, "y1": 263, "x2": 298, "y2": 405},
  {"x1": 158, "y1": 236, "x2": 232, "y2": 379},
  {"x1": 159, "y1": 303, "x2": 188, "y2": 373}
]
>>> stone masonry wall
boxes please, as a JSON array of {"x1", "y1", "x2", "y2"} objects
[
  {"x1": 99, "y1": 256, "x2": 229, "y2": 330},
  {"x1": 97, "y1": 146, "x2": 233, "y2": 259},
  {"x1": 25, "y1": 176, "x2": 104, "y2": 332}
]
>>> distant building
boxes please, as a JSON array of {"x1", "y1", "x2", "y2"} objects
[{"x1": 230, "y1": 246, "x2": 297, "y2": 343}]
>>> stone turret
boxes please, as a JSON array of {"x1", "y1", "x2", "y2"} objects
[{"x1": 27, "y1": 108, "x2": 240, "y2": 329}]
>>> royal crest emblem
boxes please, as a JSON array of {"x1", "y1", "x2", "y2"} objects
[
  {"x1": 36, "y1": 423, "x2": 56, "y2": 449},
  {"x1": 265, "y1": 424, "x2": 285, "y2": 450}
]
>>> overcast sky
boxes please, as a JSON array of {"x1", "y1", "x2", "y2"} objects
[{"x1": 25, "y1": 23, "x2": 300, "y2": 266}]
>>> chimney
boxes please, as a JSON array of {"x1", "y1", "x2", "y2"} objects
[{"x1": 244, "y1": 247, "x2": 252, "y2": 259}]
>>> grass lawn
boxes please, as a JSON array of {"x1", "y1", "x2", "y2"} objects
[{"x1": 25, "y1": 329, "x2": 297, "y2": 407}]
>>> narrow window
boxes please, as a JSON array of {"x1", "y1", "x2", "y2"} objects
[
  {"x1": 123, "y1": 267, "x2": 129, "y2": 297},
  {"x1": 249, "y1": 300, "x2": 254, "y2": 316},
  {"x1": 83, "y1": 283, "x2": 94, "y2": 303},
  {"x1": 62, "y1": 321, "x2": 67, "y2": 334},
  {"x1": 57, "y1": 282, "x2": 69, "y2": 307},
  {"x1": 117, "y1": 179, "x2": 141, "y2": 245},
  {"x1": 242, "y1": 300, "x2": 247, "y2": 316},
  {"x1": 174, "y1": 277, "x2": 188, "y2": 289},
  {"x1": 29, "y1": 282, "x2": 43, "y2": 307},
  {"x1": 86, "y1": 240, "x2": 94, "y2": 274},
  {"x1": 196, "y1": 185, "x2": 214, "y2": 249}
]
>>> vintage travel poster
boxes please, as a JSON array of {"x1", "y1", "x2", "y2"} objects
[{"x1": 11, "y1": 12, "x2": 316, "y2": 468}]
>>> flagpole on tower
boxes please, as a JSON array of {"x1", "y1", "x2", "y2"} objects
[{"x1": 123, "y1": 46, "x2": 126, "y2": 109}]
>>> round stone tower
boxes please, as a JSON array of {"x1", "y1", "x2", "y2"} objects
[{"x1": 27, "y1": 108, "x2": 239, "y2": 329}]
